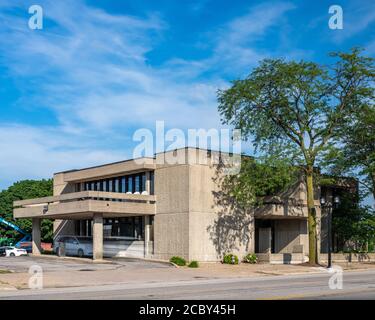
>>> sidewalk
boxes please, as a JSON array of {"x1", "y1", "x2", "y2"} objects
[{"x1": 1, "y1": 257, "x2": 375, "y2": 291}]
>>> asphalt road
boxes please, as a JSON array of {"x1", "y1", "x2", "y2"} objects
[{"x1": 1, "y1": 269, "x2": 375, "y2": 300}]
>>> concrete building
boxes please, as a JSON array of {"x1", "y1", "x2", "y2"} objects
[{"x1": 13, "y1": 147, "x2": 352, "y2": 263}]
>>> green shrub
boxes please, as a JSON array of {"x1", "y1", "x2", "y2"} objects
[
  {"x1": 170, "y1": 256, "x2": 186, "y2": 266},
  {"x1": 188, "y1": 261, "x2": 199, "y2": 268},
  {"x1": 223, "y1": 253, "x2": 239, "y2": 264},
  {"x1": 243, "y1": 253, "x2": 257, "y2": 264}
]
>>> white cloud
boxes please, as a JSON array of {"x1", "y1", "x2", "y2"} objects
[
  {"x1": 0, "y1": 0, "x2": 297, "y2": 189},
  {"x1": 164, "y1": 2, "x2": 296, "y2": 77},
  {"x1": 0, "y1": 124, "x2": 129, "y2": 189}
]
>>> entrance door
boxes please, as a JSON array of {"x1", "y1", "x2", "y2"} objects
[{"x1": 255, "y1": 219, "x2": 275, "y2": 253}]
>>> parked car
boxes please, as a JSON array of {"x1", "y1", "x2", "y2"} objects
[
  {"x1": 0, "y1": 247, "x2": 5, "y2": 257},
  {"x1": 53, "y1": 236, "x2": 93, "y2": 257},
  {"x1": 0, "y1": 246, "x2": 28, "y2": 257},
  {"x1": 17, "y1": 241, "x2": 32, "y2": 253}
]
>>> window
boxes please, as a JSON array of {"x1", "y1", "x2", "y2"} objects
[
  {"x1": 121, "y1": 176, "x2": 126, "y2": 193},
  {"x1": 135, "y1": 175, "x2": 140, "y2": 193},
  {"x1": 150, "y1": 171, "x2": 154, "y2": 195},
  {"x1": 103, "y1": 217, "x2": 144, "y2": 240},
  {"x1": 114, "y1": 178, "x2": 120, "y2": 193},
  {"x1": 142, "y1": 173, "x2": 146, "y2": 193},
  {"x1": 77, "y1": 172, "x2": 151, "y2": 195},
  {"x1": 128, "y1": 176, "x2": 133, "y2": 193}
]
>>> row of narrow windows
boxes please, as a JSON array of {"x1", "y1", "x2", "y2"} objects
[{"x1": 75, "y1": 172, "x2": 154, "y2": 195}]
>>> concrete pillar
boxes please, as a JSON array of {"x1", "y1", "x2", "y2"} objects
[
  {"x1": 258, "y1": 228, "x2": 272, "y2": 253},
  {"x1": 145, "y1": 171, "x2": 151, "y2": 194},
  {"x1": 144, "y1": 215, "x2": 150, "y2": 257},
  {"x1": 249, "y1": 217, "x2": 255, "y2": 253},
  {"x1": 32, "y1": 218, "x2": 42, "y2": 255},
  {"x1": 93, "y1": 213, "x2": 103, "y2": 261}
]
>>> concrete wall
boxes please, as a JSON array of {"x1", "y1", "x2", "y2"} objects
[
  {"x1": 103, "y1": 240, "x2": 152, "y2": 258},
  {"x1": 274, "y1": 219, "x2": 308, "y2": 254},
  {"x1": 53, "y1": 173, "x2": 76, "y2": 238},
  {"x1": 257, "y1": 253, "x2": 309, "y2": 264},
  {"x1": 153, "y1": 162, "x2": 190, "y2": 260},
  {"x1": 189, "y1": 150, "x2": 254, "y2": 261},
  {"x1": 154, "y1": 149, "x2": 255, "y2": 262}
]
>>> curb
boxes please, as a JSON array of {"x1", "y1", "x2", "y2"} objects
[
  {"x1": 28, "y1": 254, "x2": 114, "y2": 264},
  {"x1": 110, "y1": 257, "x2": 176, "y2": 268}
]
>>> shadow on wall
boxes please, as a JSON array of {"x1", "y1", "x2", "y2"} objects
[
  {"x1": 206, "y1": 163, "x2": 254, "y2": 259},
  {"x1": 206, "y1": 163, "x2": 308, "y2": 259},
  {"x1": 254, "y1": 175, "x2": 307, "y2": 218}
]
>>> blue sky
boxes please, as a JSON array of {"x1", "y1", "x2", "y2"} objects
[{"x1": 0, "y1": 0, "x2": 374, "y2": 191}]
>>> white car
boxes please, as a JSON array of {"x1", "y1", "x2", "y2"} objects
[{"x1": 1, "y1": 246, "x2": 28, "y2": 257}]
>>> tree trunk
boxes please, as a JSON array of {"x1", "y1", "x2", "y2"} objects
[{"x1": 306, "y1": 167, "x2": 318, "y2": 265}]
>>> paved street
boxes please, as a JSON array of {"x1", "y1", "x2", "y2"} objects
[{"x1": 1, "y1": 269, "x2": 375, "y2": 300}]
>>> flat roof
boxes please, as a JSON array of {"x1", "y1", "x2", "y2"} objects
[{"x1": 54, "y1": 146, "x2": 244, "y2": 175}]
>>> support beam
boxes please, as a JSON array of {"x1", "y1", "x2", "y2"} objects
[
  {"x1": 32, "y1": 218, "x2": 42, "y2": 255},
  {"x1": 93, "y1": 213, "x2": 103, "y2": 261},
  {"x1": 144, "y1": 215, "x2": 150, "y2": 257},
  {"x1": 145, "y1": 171, "x2": 151, "y2": 194}
]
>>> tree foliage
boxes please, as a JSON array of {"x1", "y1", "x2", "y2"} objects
[
  {"x1": 0, "y1": 179, "x2": 53, "y2": 242},
  {"x1": 326, "y1": 104, "x2": 375, "y2": 199},
  {"x1": 332, "y1": 193, "x2": 375, "y2": 252},
  {"x1": 223, "y1": 156, "x2": 299, "y2": 207}
]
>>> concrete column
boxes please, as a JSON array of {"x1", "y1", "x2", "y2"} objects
[
  {"x1": 145, "y1": 171, "x2": 151, "y2": 194},
  {"x1": 32, "y1": 218, "x2": 42, "y2": 255},
  {"x1": 93, "y1": 213, "x2": 103, "y2": 261},
  {"x1": 249, "y1": 217, "x2": 255, "y2": 253},
  {"x1": 258, "y1": 228, "x2": 272, "y2": 253},
  {"x1": 144, "y1": 215, "x2": 150, "y2": 257}
]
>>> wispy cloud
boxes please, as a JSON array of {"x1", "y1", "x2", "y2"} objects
[
  {"x1": 168, "y1": 1, "x2": 296, "y2": 76},
  {"x1": 0, "y1": 124, "x2": 129, "y2": 188}
]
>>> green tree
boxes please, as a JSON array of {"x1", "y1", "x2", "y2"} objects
[
  {"x1": 0, "y1": 179, "x2": 53, "y2": 242},
  {"x1": 331, "y1": 192, "x2": 375, "y2": 252},
  {"x1": 327, "y1": 104, "x2": 375, "y2": 199},
  {"x1": 218, "y1": 48, "x2": 374, "y2": 264},
  {"x1": 223, "y1": 156, "x2": 298, "y2": 207}
]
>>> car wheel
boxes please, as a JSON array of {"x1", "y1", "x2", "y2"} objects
[
  {"x1": 77, "y1": 249, "x2": 84, "y2": 258},
  {"x1": 9, "y1": 253, "x2": 15, "y2": 257}
]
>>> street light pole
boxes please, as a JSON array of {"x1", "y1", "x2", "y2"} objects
[
  {"x1": 321, "y1": 194, "x2": 340, "y2": 269},
  {"x1": 327, "y1": 204, "x2": 332, "y2": 268}
]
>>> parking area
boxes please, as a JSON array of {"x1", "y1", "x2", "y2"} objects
[
  {"x1": 0, "y1": 255, "x2": 171, "y2": 273},
  {"x1": 0, "y1": 255, "x2": 175, "y2": 290}
]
